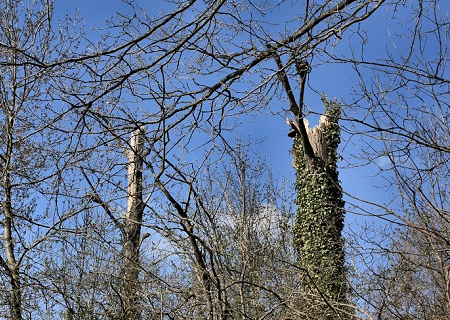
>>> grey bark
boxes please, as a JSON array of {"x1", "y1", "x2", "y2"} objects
[{"x1": 120, "y1": 126, "x2": 146, "y2": 320}]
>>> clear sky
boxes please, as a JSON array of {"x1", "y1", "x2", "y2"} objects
[{"x1": 52, "y1": 0, "x2": 406, "y2": 225}]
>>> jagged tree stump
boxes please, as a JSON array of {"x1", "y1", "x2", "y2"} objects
[
  {"x1": 292, "y1": 97, "x2": 348, "y2": 319},
  {"x1": 121, "y1": 126, "x2": 146, "y2": 320}
]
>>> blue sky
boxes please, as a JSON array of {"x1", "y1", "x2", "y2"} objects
[
  {"x1": 1, "y1": 2, "x2": 446, "y2": 318},
  {"x1": 51, "y1": 0, "x2": 412, "y2": 224}
]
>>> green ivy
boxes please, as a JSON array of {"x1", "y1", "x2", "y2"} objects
[{"x1": 293, "y1": 96, "x2": 348, "y2": 319}]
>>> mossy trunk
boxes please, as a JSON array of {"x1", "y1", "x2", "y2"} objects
[{"x1": 293, "y1": 98, "x2": 348, "y2": 319}]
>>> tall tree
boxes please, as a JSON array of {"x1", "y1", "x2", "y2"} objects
[
  {"x1": 271, "y1": 44, "x2": 347, "y2": 317},
  {"x1": 0, "y1": 0, "x2": 82, "y2": 318},
  {"x1": 56, "y1": 0, "x2": 383, "y2": 319},
  {"x1": 292, "y1": 99, "x2": 347, "y2": 319},
  {"x1": 56, "y1": 0, "x2": 383, "y2": 318},
  {"x1": 0, "y1": 0, "x2": 406, "y2": 318},
  {"x1": 341, "y1": 0, "x2": 450, "y2": 319},
  {"x1": 121, "y1": 127, "x2": 145, "y2": 319}
]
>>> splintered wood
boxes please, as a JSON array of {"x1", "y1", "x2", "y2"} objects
[{"x1": 292, "y1": 115, "x2": 328, "y2": 169}]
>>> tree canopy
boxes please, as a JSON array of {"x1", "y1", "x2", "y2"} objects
[{"x1": 0, "y1": 0, "x2": 449, "y2": 319}]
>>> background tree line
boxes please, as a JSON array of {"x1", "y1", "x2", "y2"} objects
[{"x1": 0, "y1": 0, "x2": 448, "y2": 319}]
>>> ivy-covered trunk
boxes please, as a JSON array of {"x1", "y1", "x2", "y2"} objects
[{"x1": 292, "y1": 97, "x2": 348, "y2": 319}]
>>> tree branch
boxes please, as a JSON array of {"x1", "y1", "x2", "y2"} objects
[
  {"x1": 269, "y1": 48, "x2": 316, "y2": 164},
  {"x1": 81, "y1": 168, "x2": 124, "y2": 233}
]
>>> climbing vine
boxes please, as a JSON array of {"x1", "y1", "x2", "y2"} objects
[{"x1": 293, "y1": 96, "x2": 348, "y2": 318}]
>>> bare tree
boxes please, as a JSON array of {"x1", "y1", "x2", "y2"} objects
[
  {"x1": 339, "y1": 0, "x2": 450, "y2": 319},
  {"x1": 120, "y1": 127, "x2": 146, "y2": 319},
  {"x1": 54, "y1": 0, "x2": 386, "y2": 318},
  {"x1": 83, "y1": 127, "x2": 146, "y2": 319},
  {"x1": 0, "y1": 0, "x2": 86, "y2": 318},
  {"x1": 138, "y1": 141, "x2": 301, "y2": 319},
  {"x1": 192, "y1": 144, "x2": 299, "y2": 319},
  {"x1": 4, "y1": 0, "x2": 431, "y2": 318}
]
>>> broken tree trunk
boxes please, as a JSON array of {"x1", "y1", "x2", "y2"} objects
[
  {"x1": 292, "y1": 98, "x2": 348, "y2": 319},
  {"x1": 121, "y1": 126, "x2": 145, "y2": 320},
  {"x1": 271, "y1": 49, "x2": 349, "y2": 318},
  {"x1": 291, "y1": 116, "x2": 328, "y2": 170}
]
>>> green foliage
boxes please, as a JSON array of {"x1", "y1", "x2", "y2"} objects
[{"x1": 293, "y1": 96, "x2": 348, "y2": 318}]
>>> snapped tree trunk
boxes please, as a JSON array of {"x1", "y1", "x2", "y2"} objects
[
  {"x1": 121, "y1": 126, "x2": 145, "y2": 320},
  {"x1": 292, "y1": 98, "x2": 348, "y2": 319}
]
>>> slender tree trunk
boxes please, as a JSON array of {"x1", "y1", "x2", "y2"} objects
[
  {"x1": 2, "y1": 141, "x2": 22, "y2": 320},
  {"x1": 1, "y1": 29, "x2": 22, "y2": 320},
  {"x1": 1, "y1": 106, "x2": 22, "y2": 320},
  {"x1": 3, "y1": 179, "x2": 22, "y2": 320},
  {"x1": 121, "y1": 127, "x2": 145, "y2": 320}
]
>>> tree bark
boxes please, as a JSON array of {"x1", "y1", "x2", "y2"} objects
[
  {"x1": 2, "y1": 108, "x2": 22, "y2": 320},
  {"x1": 121, "y1": 126, "x2": 145, "y2": 320},
  {"x1": 292, "y1": 102, "x2": 348, "y2": 319},
  {"x1": 3, "y1": 176, "x2": 22, "y2": 320}
]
